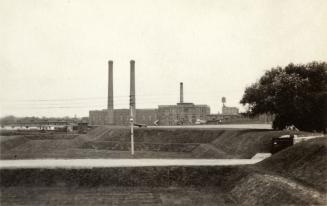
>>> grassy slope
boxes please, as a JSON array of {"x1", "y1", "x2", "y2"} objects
[
  {"x1": 0, "y1": 136, "x2": 29, "y2": 153},
  {"x1": 84, "y1": 128, "x2": 298, "y2": 158},
  {"x1": 230, "y1": 172, "x2": 326, "y2": 205},
  {"x1": 1, "y1": 129, "x2": 326, "y2": 205},
  {"x1": 258, "y1": 137, "x2": 327, "y2": 192},
  {"x1": 0, "y1": 127, "x2": 311, "y2": 159},
  {"x1": 228, "y1": 137, "x2": 327, "y2": 205}
]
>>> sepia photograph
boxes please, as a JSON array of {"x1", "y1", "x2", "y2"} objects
[{"x1": 0, "y1": 0, "x2": 326, "y2": 205}]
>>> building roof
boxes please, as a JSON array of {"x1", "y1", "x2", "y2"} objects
[{"x1": 158, "y1": 103, "x2": 210, "y2": 108}]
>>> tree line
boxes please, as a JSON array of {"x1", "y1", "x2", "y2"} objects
[{"x1": 0, "y1": 116, "x2": 89, "y2": 126}]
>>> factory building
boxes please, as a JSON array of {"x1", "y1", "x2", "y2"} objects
[
  {"x1": 88, "y1": 60, "x2": 211, "y2": 126},
  {"x1": 89, "y1": 109, "x2": 111, "y2": 125},
  {"x1": 158, "y1": 104, "x2": 210, "y2": 125},
  {"x1": 89, "y1": 60, "x2": 157, "y2": 126},
  {"x1": 158, "y1": 83, "x2": 210, "y2": 125},
  {"x1": 205, "y1": 100, "x2": 240, "y2": 124},
  {"x1": 222, "y1": 105, "x2": 239, "y2": 115},
  {"x1": 113, "y1": 109, "x2": 158, "y2": 126}
]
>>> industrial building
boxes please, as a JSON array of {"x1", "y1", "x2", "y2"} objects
[
  {"x1": 5, "y1": 120, "x2": 72, "y2": 131},
  {"x1": 113, "y1": 109, "x2": 158, "y2": 126},
  {"x1": 158, "y1": 83, "x2": 210, "y2": 125},
  {"x1": 222, "y1": 105, "x2": 239, "y2": 115},
  {"x1": 89, "y1": 60, "x2": 158, "y2": 126},
  {"x1": 158, "y1": 103, "x2": 210, "y2": 125},
  {"x1": 88, "y1": 61, "x2": 212, "y2": 126}
]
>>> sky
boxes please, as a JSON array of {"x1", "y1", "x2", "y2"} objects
[{"x1": 1, "y1": 0, "x2": 326, "y2": 117}]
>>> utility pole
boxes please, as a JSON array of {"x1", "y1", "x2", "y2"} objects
[
  {"x1": 130, "y1": 102, "x2": 134, "y2": 156},
  {"x1": 130, "y1": 60, "x2": 135, "y2": 156}
]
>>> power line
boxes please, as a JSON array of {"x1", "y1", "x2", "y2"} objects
[
  {"x1": 1, "y1": 97, "x2": 225, "y2": 107},
  {"x1": 0, "y1": 89, "x2": 243, "y2": 103}
]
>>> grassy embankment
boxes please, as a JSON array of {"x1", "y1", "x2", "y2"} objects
[
  {"x1": 0, "y1": 126, "x2": 310, "y2": 159},
  {"x1": 1, "y1": 127, "x2": 326, "y2": 205}
]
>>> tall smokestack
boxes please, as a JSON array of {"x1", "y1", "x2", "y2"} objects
[
  {"x1": 105, "y1": 60, "x2": 114, "y2": 125},
  {"x1": 107, "y1": 60, "x2": 113, "y2": 110},
  {"x1": 180, "y1": 82, "x2": 184, "y2": 103},
  {"x1": 130, "y1": 60, "x2": 136, "y2": 116}
]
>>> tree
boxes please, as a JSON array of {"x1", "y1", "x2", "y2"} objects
[
  {"x1": 240, "y1": 62, "x2": 327, "y2": 132},
  {"x1": 0, "y1": 115, "x2": 17, "y2": 126}
]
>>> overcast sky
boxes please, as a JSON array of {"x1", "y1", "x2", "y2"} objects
[{"x1": 1, "y1": 0, "x2": 326, "y2": 117}]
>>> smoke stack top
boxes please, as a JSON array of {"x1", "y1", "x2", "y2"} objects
[{"x1": 180, "y1": 82, "x2": 184, "y2": 103}]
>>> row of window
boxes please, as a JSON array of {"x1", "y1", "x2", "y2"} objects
[{"x1": 119, "y1": 115, "x2": 154, "y2": 121}]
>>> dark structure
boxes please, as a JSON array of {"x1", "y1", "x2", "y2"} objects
[{"x1": 271, "y1": 135, "x2": 294, "y2": 154}]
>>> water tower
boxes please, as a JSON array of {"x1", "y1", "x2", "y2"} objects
[{"x1": 222, "y1": 97, "x2": 226, "y2": 107}]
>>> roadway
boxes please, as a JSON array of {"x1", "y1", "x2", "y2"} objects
[
  {"x1": 0, "y1": 158, "x2": 264, "y2": 169},
  {"x1": 147, "y1": 124, "x2": 272, "y2": 129}
]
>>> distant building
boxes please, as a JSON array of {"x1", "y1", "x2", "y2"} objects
[
  {"x1": 10, "y1": 119, "x2": 70, "y2": 130},
  {"x1": 89, "y1": 110, "x2": 111, "y2": 125},
  {"x1": 206, "y1": 113, "x2": 240, "y2": 124},
  {"x1": 206, "y1": 114, "x2": 224, "y2": 123},
  {"x1": 135, "y1": 109, "x2": 158, "y2": 125},
  {"x1": 88, "y1": 61, "x2": 212, "y2": 126},
  {"x1": 157, "y1": 83, "x2": 210, "y2": 126},
  {"x1": 89, "y1": 108, "x2": 158, "y2": 126},
  {"x1": 113, "y1": 109, "x2": 130, "y2": 126},
  {"x1": 88, "y1": 61, "x2": 158, "y2": 126},
  {"x1": 207, "y1": 100, "x2": 240, "y2": 124},
  {"x1": 222, "y1": 105, "x2": 239, "y2": 115},
  {"x1": 89, "y1": 81, "x2": 209, "y2": 126},
  {"x1": 158, "y1": 103, "x2": 210, "y2": 126},
  {"x1": 114, "y1": 109, "x2": 158, "y2": 126}
]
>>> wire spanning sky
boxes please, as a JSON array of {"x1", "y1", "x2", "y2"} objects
[{"x1": 1, "y1": 0, "x2": 326, "y2": 117}]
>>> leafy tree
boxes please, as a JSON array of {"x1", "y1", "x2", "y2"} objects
[
  {"x1": 240, "y1": 62, "x2": 327, "y2": 132},
  {"x1": 0, "y1": 115, "x2": 17, "y2": 126}
]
